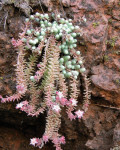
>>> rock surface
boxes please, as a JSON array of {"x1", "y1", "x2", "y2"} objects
[{"x1": 0, "y1": 0, "x2": 120, "y2": 150}]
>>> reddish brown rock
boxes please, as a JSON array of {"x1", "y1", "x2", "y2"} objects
[
  {"x1": 91, "y1": 65, "x2": 120, "y2": 106},
  {"x1": 84, "y1": 105, "x2": 119, "y2": 150},
  {"x1": 62, "y1": 0, "x2": 70, "y2": 7},
  {"x1": 0, "y1": 126, "x2": 54, "y2": 150}
]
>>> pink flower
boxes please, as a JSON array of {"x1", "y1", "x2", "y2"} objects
[
  {"x1": 37, "y1": 64, "x2": 41, "y2": 68},
  {"x1": 56, "y1": 91, "x2": 67, "y2": 105},
  {"x1": 16, "y1": 84, "x2": 26, "y2": 94},
  {"x1": 36, "y1": 71, "x2": 41, "y2": 75},
  {"x1": 56, "y1": 91, "x2": 63, "y2": 99},
  {"x1": 52, "y1": 105, "x2": 61, "y2": 113},
  {"x1": 16, "y1": 101, "x2": 29, "y2": 110},
  {"x1": 60, "y1": 98, "x2": 67, "y2": 106},
  {"x1": 70, "y1": 98, "x2": 78, "y2": 106},
  {"x1": 75, "y1": 110, "x2": 84, "y2": 119},
  {"x1": 16, "y1": 102, "x2": 24, "y2": 109},
  {"x1": 30, "y1": 138, "x2": 38, "y2": 146},
  {"x1": 43, "y1": 135, "x2": 49, "y2": 143},
  {"x1": 34, "y1": 75, "x2": 38, "y2": 80},
  {"x1": 59, "y1": 136, "x2": 66, "y2": 144}
]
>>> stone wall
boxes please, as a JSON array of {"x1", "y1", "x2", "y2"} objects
[{"x1": 0, "y1": 0, "x2": 120, "y2": 150}]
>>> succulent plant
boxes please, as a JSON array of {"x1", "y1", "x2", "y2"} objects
[{"x1": 0, "y1": 13, "x2": 91, "y2": 150}]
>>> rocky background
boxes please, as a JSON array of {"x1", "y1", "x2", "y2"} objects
[{"x1": 0, "y1": 0, "x2": 120, "y2": 150}]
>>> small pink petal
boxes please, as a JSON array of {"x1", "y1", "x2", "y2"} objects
[
  {"x1": 37, "y1": 64, "x2": 41, "y2": 68},
  {"x1": 30, "y1": 138, "x2": 38, "y2": 146},
  {"x1": 60, "y1": 98, "x2": 67, "y2": 105},
  {"x1": 59, "y1": 136, "x2": 66, "y2": 144},
  {"x1": 43, "y1": 135, "x2": 49, "y2": 143},
  {"x1": 56, "y1": 96, "x2": 59, "y2": 101},
  {"x1": 75, "y1": 110, "x2": 84, "y2": 119}
]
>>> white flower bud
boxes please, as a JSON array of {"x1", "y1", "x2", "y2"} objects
[
  {"x1": 80, "y1": 68, "x2": 86, "y2": 72},
  {"x1": 76, "y1": 51, "x2": 80, "y2": 55},
  {"x1": 35, "y1": 12, "x2": 40, "y2": 16}
]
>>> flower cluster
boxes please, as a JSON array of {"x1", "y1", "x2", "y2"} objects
[{"x1": 0, "y1": 13, "x2": 91, "y2": 150}]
